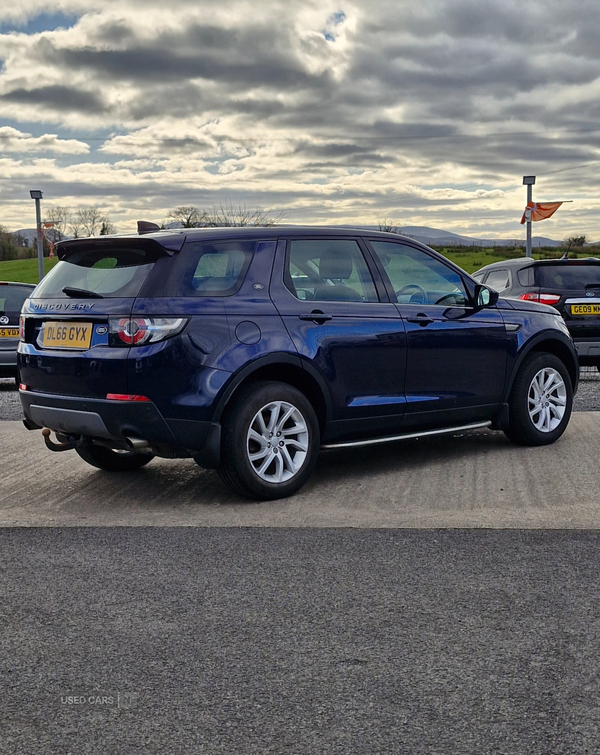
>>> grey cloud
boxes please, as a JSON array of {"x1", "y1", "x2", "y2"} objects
[
  {"x1": 5, "y1": 0, "x2": 600, "y2": 234},
  {"x1": 1, "y1": 84, "x2": 106, "y2": 113},
  {"x1": 438, "y1": 1, "x2": 560, "y2": 44},
  {"x1": 91, "y1": 20, "x2": 137, "y2": 46},
  {"x1": 124, "y1": 85, "x2": 287, "y2": 122},
  {"x1": 293, "y1": 141, "x2": 391, "y2": 159},
  {"x1": 37, "y1": 23, "x2": 326, "y2": 91}
]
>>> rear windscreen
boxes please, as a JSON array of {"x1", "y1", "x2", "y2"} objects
[
  {"x1": 0, "y1": 285, "x2": 33, "y2": 313},
  {"x1": 537, "y1": 263, "x2": 600, "y2": 290},
  {"x1": 32, "y1": 246, "x2": 158, "y2": 299}
]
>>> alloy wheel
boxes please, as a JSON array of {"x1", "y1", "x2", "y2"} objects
[
  {"x1": 527, "y1": 367, "x2": 567, "y2": 432},
  {"x1": 246, "y1": 400, "x2": 309, "y2": 483}
]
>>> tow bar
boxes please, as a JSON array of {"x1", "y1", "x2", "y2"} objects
[{"x1": 41, "y1": 428, "x2": 80, "y2": 452}]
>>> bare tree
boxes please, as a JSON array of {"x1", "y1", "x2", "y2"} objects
[
  {"x1": 166, "y1": 203, "x2": 284, "y2": 228},
  {"x1": 44, "y1": 206, "x2": 71, "y2": 242},
  {"x1": 77, "y1": 206, "x2": 104, "y2": 237},
  {"x1": 168, "y1": 206, "x2": 203, "y2": 228},
  {"x1": 202, "y1": 202, "x2": 285, "y2": 227},
  {"x1": 378, "y1": 219, "x2": 401, "y2": 233}
]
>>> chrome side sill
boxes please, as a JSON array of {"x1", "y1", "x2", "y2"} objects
[{"x1": 320, "y1": 421, "x2": 492, "y2": 450}]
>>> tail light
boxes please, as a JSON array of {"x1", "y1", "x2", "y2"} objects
[
  {"x1": 519, "y1": 292, "x2": 561, "y2": 306},
  {"x1": 19, "y1": 315, "x2": 25, "y2": 340},
  {"x1": 109, "y1": 317, "x2": 187, "y2": 346},
  {"x1": 106, "y1": 394, "x2": 151, "y2": 401}
]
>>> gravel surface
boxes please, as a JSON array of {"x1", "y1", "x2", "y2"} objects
[
  {"x1": 0, "y1": 379, "x2": 21, "y2": 421},
  {"x1": 2, "y1": 528, "x2": 600, "y2": 754},
  {"x1": 2, "y1": 369, "x2": 599, "y2": 422}
]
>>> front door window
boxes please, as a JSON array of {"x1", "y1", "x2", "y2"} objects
[{"x1": 369, "y1": 241, "x2": 469, "y2": 307}]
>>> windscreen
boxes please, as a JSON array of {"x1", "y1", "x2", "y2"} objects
[
  {"x1": 537, "y1": 263, "x2": 600, "y2": 290},
  {"x1": 32, "y1": 246, "x2": 158, "y2": 299},
  {"x1": 0, "y1": 285, "x2": 33, "y2": 313}
]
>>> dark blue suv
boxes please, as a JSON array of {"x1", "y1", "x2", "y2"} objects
[{"x1": 18, "y1": 227, "x2": 578, "y2": 499}]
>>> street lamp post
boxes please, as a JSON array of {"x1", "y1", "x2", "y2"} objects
[
  {"x1": 523, "y1": 176, "x2": 536, "y2": 258},
  {"x1": 30, "y1": 190, "x2": 44, "y2": 282}
]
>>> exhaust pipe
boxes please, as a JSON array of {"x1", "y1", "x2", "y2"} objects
[{"x1": 125, "y1": 436, "x2": 151, "y2": 451}]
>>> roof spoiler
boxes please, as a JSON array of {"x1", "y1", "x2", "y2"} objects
[{"x1": 54, "y1": 230, "x2": 187, "y2": 260}]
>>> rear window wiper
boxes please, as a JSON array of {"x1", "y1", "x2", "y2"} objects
[{"x1": 62, "y1": 286, "x2": 104, "y2": 299}]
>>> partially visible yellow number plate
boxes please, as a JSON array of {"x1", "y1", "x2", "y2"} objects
[
  {"x1": 571, "y1": 304, "x2": 600, "y2": 315},
  {"x1": 41, "y1": 322, "x2": 93, "y2": 349},
  {"x1": 0, "y1": 328, "x2": 19, "y2": 338}
]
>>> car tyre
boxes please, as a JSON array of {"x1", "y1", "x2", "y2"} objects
[
  {"x1": 504, "y1": 352, "x2": 573, "y2": 446},
  {"x1": 218, "y1": 381, "x2": 320, "y2": 500},
  {"x1": 76, "y1": 444, "x2": 155, "y2": 472}
]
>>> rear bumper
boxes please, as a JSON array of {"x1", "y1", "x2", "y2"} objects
[
  {"x1": 574, "y1": 340, "x2": 600, "y2": 358},
  {"x1": 19, "y1": 389, "x2": 221, "y2": 466},
  {"x1": 0, "y1": 347, "x2": 18, "y2": 374}
]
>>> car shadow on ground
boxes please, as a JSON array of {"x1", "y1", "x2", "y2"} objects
[
  {"x1": 313, "y1": 427, "x2": 512, "y2": 479},
  {"x1": 58, "y1": 427, "x2": 518, "y2": 511}
]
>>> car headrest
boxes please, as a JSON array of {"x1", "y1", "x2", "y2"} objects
[{"x1": 319, "y1": 249, "x2": 353, "y2": 280}]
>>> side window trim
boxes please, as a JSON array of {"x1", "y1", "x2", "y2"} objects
[{"x1": 356, "y1": 238, "x2": 390, "y2": 303}]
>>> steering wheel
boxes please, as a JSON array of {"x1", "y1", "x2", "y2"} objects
[{"x1": 395, "y1": 283, "x2": 428, "y2": 304}]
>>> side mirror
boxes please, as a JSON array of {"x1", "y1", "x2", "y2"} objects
[{"x1": 474, "y1": 284, "x2": 499, "y2": 308}]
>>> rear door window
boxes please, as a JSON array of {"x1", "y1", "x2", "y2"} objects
[
  {"x1": 174, "y1": 240, "x2": 255, "y2": 296},
  {"x1": 32, "y1": 245, "x2": 158, "y2": 299},
  {"x1": 285, "y1": 239, "x2": 379, "y2": 302},
  {"x1": 0, "y1": 285, "x2": 33, "y2": 313},
  {"x1": 517, "y1": 266, "x2": 534, "y2": 287},
  {"x1": 485, "y1": 269, "x2": 510, "y2": 291},
  {"x1": 537, "y1": 264, "x2": 600, "y2": 290}
]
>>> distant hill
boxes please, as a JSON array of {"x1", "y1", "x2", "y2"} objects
[
  {"x1": 389, "y1": 226, "x2": 561, "y2": 248},
  {"x1": 11, "y1": 228, "x2": 37, "y2": 246},
  {"x1": 10, "y1": 224, "x2": 563, "y2": 248}
]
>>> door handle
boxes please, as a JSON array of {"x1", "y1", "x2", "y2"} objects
[
  {"x1": 299, "y1": 311, "x2": 332, "y2": 324},
  {"x1": 406, "y1": 314, "x2": 434, "y2": 326}
]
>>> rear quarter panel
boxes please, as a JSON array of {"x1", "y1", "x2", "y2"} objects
[{"x1": 128, "y1": 239, "x2": 299, "y2": 423}]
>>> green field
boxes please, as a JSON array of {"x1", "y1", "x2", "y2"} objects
[
  {"x1": 0, "y1": 247, "x2": 591, "y2": 284},
  {"x1": 434, "y1": 247, "x2": 586, "y2": 273},
  {"x1": 0, "y1": 258, "x2": 59, "y2": 284}
]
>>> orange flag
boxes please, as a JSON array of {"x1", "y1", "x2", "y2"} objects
[{"x1": 520, "y1": 201, "x2": 563, "y2": 224}]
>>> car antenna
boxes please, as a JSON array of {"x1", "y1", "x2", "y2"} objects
[{"x1": 138, "y1": 221, "x2": 161, "y2": 235}]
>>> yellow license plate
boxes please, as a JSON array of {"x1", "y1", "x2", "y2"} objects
[
  {"x1": 41, "y1": 322, "x2": 93, "y2": 349},
  {"x1": 570, "y1": 304, "x2": 600, "y2": 315},
  {"x1": 0, "y1": 328, "x2": 19, "y2": 338}
]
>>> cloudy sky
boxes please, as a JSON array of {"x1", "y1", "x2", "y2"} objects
[{"x1": 1, "y1": 0, "x2": 600, "y2": 239}]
